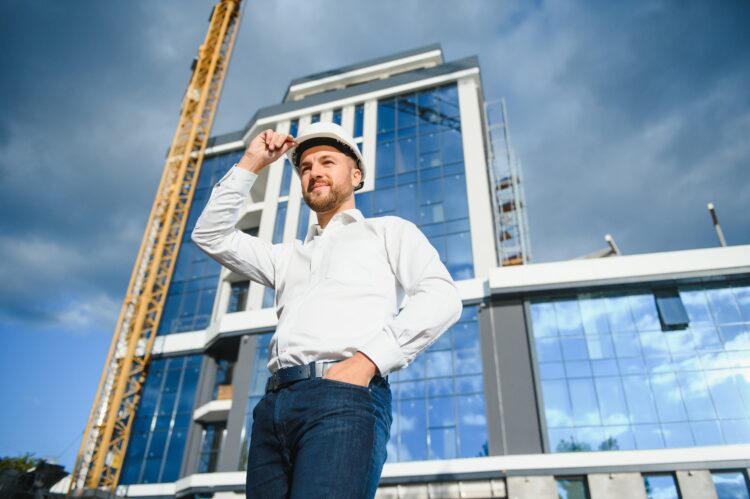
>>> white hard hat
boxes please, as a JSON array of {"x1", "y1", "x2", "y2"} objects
[{"x1": 286, "y1": 121, "x2": 365, "y2": 191}]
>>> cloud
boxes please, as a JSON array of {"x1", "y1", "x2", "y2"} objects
[{"x1": 1, "y1": 0, "x2": 749, "y2": 470}]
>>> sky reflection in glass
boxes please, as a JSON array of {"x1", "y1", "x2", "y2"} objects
[
  {"x1": 712, "y1": 471, "x2": 750, "y2": 499},
  {"x1": 361, "y1": 83, "x2": 473, "y2": 281},
  {"x1": 387, "y1": 305, "x2": 487, "y2": 462},
  {"x1": 120, "y1": 355, "x2": 202, "y2": 484},
  {"x1": 240, "y1": 332, "x2": 273, "y2": 470},
  {"x1": 531, "y1": 281, "x2": 750, "y2": 453},
  {"x1": 643, "y1": 474, "x2": 679, "y2": 499}
]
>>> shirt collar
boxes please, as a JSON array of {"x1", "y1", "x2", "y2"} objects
[{"x1": 304, "y1": 209, "x2": 364, "y2": 243}]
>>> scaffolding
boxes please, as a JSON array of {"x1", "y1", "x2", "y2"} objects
[{"x1": 484, "y1": 99, "x2": 532, "y2": 266}]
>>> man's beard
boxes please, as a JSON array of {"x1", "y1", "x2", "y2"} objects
[{"x1": 302, "y1": 180, "x2": 353, "y2": 213}]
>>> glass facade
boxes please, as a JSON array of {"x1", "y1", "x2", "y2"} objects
[
  {"x1": 197, "y1": 422, "x2": 226, "y2": 474},
  {"x1": 120, "y1": 355, "x2": 202, "y2": 484},
  {"x1": 357, "y1": 83, "x2": 473, "y2": 281},
  {"x1": 530, "y1": 280, "x2": 750, "y2": 453},
  {"x1": 239, "y1": 332, "x2": 273, "y2": 470},
  {"x1": 712, "y1": 471, "x2": 750, "y2": 499},
  {"x1": 228, "y1": 281, "x2": 249, "y2": 313},
  {"x1": 387, "y1": 305, "x2": 486, "y2": 462},
  {"x1": 643, "y1": 474, "x2": 679, "y2": 499},
  {"x1": 556, "y1": 477, "x2": 589, "y2": 499},
  {"x1": 158, "y1": 151, "x2": 242, "y2": 335},
  {"x1": 297, "y1": 202, "x2": 311, "y2": 241},
  {"x1": 278, "y1": 118, "x2": 299, "y2": 199},
  {"x1": 238, "y1": 308, "x2": 486, "y2": 467}
]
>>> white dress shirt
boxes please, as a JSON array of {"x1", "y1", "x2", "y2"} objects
[{"x1": 191, "y1": 166, "x2": 462, "y2": 376}]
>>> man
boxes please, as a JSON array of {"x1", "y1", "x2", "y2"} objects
[{"x1": 192, "y1": 121, "x2": 462, "y2": 498}]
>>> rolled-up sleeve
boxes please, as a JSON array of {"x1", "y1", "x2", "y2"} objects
[
  {"x1": 359, "y1": 220, "x2": 462, "y2": 376},
  {"x1": 191, "y1": 166, "x2": 278, "y2": 287}
]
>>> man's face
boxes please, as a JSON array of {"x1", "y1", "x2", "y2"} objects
[{"x1": 299, "y1": 145, "x2": 362, "y2": 213}]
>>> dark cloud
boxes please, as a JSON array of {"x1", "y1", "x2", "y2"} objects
[{"x1": 1, "y1": 0, "x2": 749, "y2": 468}]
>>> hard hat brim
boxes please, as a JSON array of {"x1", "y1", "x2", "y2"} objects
[{"x1": 285, "y1": 122, "x2": 366, "y2": 191}]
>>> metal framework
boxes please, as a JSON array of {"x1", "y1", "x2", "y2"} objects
[
  {"x1": 69, "y1": 0, "x2": 242, "y2": 493},
  {"x1": 484, "y1": 99, "x2": 532, "y2": 266}
]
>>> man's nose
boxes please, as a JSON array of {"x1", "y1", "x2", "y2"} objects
[{"x1": 309, "y1": 161, "x2": 325, "y2": 178}]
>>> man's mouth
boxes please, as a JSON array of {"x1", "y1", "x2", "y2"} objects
[{"x1": 310, "y1": 183, "x2": 329, "y2": 192}]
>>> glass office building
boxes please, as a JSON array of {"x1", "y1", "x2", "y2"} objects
[{"x1": 116, "y1": 46, "x2": 750, "y2": 499}]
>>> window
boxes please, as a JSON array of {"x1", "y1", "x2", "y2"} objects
[
  {"x1": 387, "y1": 306, "x2": 486, "y2": 462},
  {"x1": 120, "y1": 355, "x2": 202, "y2": 484},
  {"x1": 159, "y1": 150, "x2": 243, "y2": 335},
  {"x1": 263, "y1": 288, "x2": 275, "y2": 309},
  {"x1": 372, "y1": 83, "x2": 473, "y2": 281},
  {"x1": 197, "y1": 422, "x2": 226, "y2": 473},
  {"x1": 556, "y1": 477, "x2": 589, "y2": 499},
  {"x1": 655, "y1": 289, "x2": 689, "y2": 330},
  {"x1": 279, "y1": 159, "x2": 293, "y2": 197},
  {"x1": 228, "y1": 281, "x2": 249, "y2": 313},
  {"x1": 212, "y1": 358, "x2": 234, "y2": 399},
  {"x1": 332, "y1": 108, "x2": 342, "y2": 125},
  {"x1": 643, "y1": 473, "x2": 679, "y2": 499},
  {"x1": 530, "y1": 280, "x2": 750, "y2": 453},
  {"x1": 353, "y1": 103, "x2": 364, "y2": 138},
  {"x1": 297, "y1": 202, "x2": 311, "y2": 241},
  {"x1": 240, "y1": 332, "x2": 274, "y2": 470},
  {"x1": 272, "y1": 201, "x2": 287, "y2": 244},
  {"x1": 712, "y1": 471, "x2": 750, "y2": 499},
  {"x1": 311, "y1": 113, "x2": 320, "y2": 124}
]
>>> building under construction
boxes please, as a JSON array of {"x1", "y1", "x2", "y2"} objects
[{"x1": 68, "y1": 10, "x2": 750, "y2": 499}]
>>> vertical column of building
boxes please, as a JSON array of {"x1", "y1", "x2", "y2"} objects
[
  {"x1": 479, "y1": 298, "x2": 545, "y2": 456},
  {"x1": 246, "y1": 121, "x2": 290, "y2": 309},
  {"x1": 180, "y1": 356, "x2": 218, "y2": 477},
  {"x1": 457, "y1": 76, "x2": 497, "y2": 279},
  {"x1": 218, "y1": 334, "x2": 256, "y2": 471}
]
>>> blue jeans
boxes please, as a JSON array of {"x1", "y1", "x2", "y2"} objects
[{"x1": 246, "y1": 375, "x2": 392, "y2": 499}]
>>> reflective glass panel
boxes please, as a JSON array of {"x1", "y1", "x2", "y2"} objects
[
  {"x1": 120, "y1": 354, "x2": 201, "y2": 484},
  {"x1": 556, "y1": 477, "x2": 589, "y2": 499},
  {"x1": 531, "y1": 280, "x2": 750, "y2": 453},
  {"x1": 387, "y1": 305, "x2": 486, "y2": 462},
  {"x1": 159, "y1": 150, "x2": 242, "y2": 335},
  {"x1": 240, "y1": 332, "x2": 273, "y2": 470},
  {"x1": 228, "y1": 281, "x2": 249, "y2": 313},
  {"x1": 643, "y1": 474, "x2": 679, "y2": 499},
  {"x1": 712, "y1": 471, "x2": 750, "y2": 499},
  {"x1": 272, "y1": 201, "x2": 287, "y2": 244},
  {"x1": 373, "y1": 83, "x2": 473, "y2": 280},
  {"x1": 279, "y1": 159, "x2": 293, "y2": 197}
]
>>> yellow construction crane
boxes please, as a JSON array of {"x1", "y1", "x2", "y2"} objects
[{"x1": 69, "y1": 0, "x2": 242, "y2": 494}]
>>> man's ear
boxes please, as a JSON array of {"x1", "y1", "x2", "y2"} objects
[{"x1": 351, "y1": 165, "x2": 362, "y2": 188}]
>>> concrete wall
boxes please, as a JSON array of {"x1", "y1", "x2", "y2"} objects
[
  {"x1": 676, "y1": 470, "x2": 718, "y2": 499},
  {"x1": 588, "y1": 473, "x2": 647, "y2": 499},
  {"x1": 506, "y1": 476, "x2": 557, "y2": 499}
]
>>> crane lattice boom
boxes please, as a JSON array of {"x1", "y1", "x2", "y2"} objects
[{"x1": 69, "y1": 0, "x2": 242, "y2": 493}]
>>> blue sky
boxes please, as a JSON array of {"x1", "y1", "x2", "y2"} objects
[{"x1": 1, "y1": 0, "x2": 748, "y2": 470}]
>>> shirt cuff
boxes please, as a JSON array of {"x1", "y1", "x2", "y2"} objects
[
  {"x1": 359, "y1": 328, "x2": 405, "y2": 377},
  {"x1": 216, "y1": 165, "x2": 257, "y2": 192}
]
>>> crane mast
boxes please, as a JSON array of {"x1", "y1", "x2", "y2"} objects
[{"x1": 69, "y1": 0, "x2": 242, "y2": 493}]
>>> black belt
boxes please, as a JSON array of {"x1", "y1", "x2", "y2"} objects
[{"x1": 265, "y1": 361, "x2": 339, "y2": 393}]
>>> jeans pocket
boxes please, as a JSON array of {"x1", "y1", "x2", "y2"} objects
[{"x1": 320, "y1": 377, "x2": 371, "y2": 393}]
